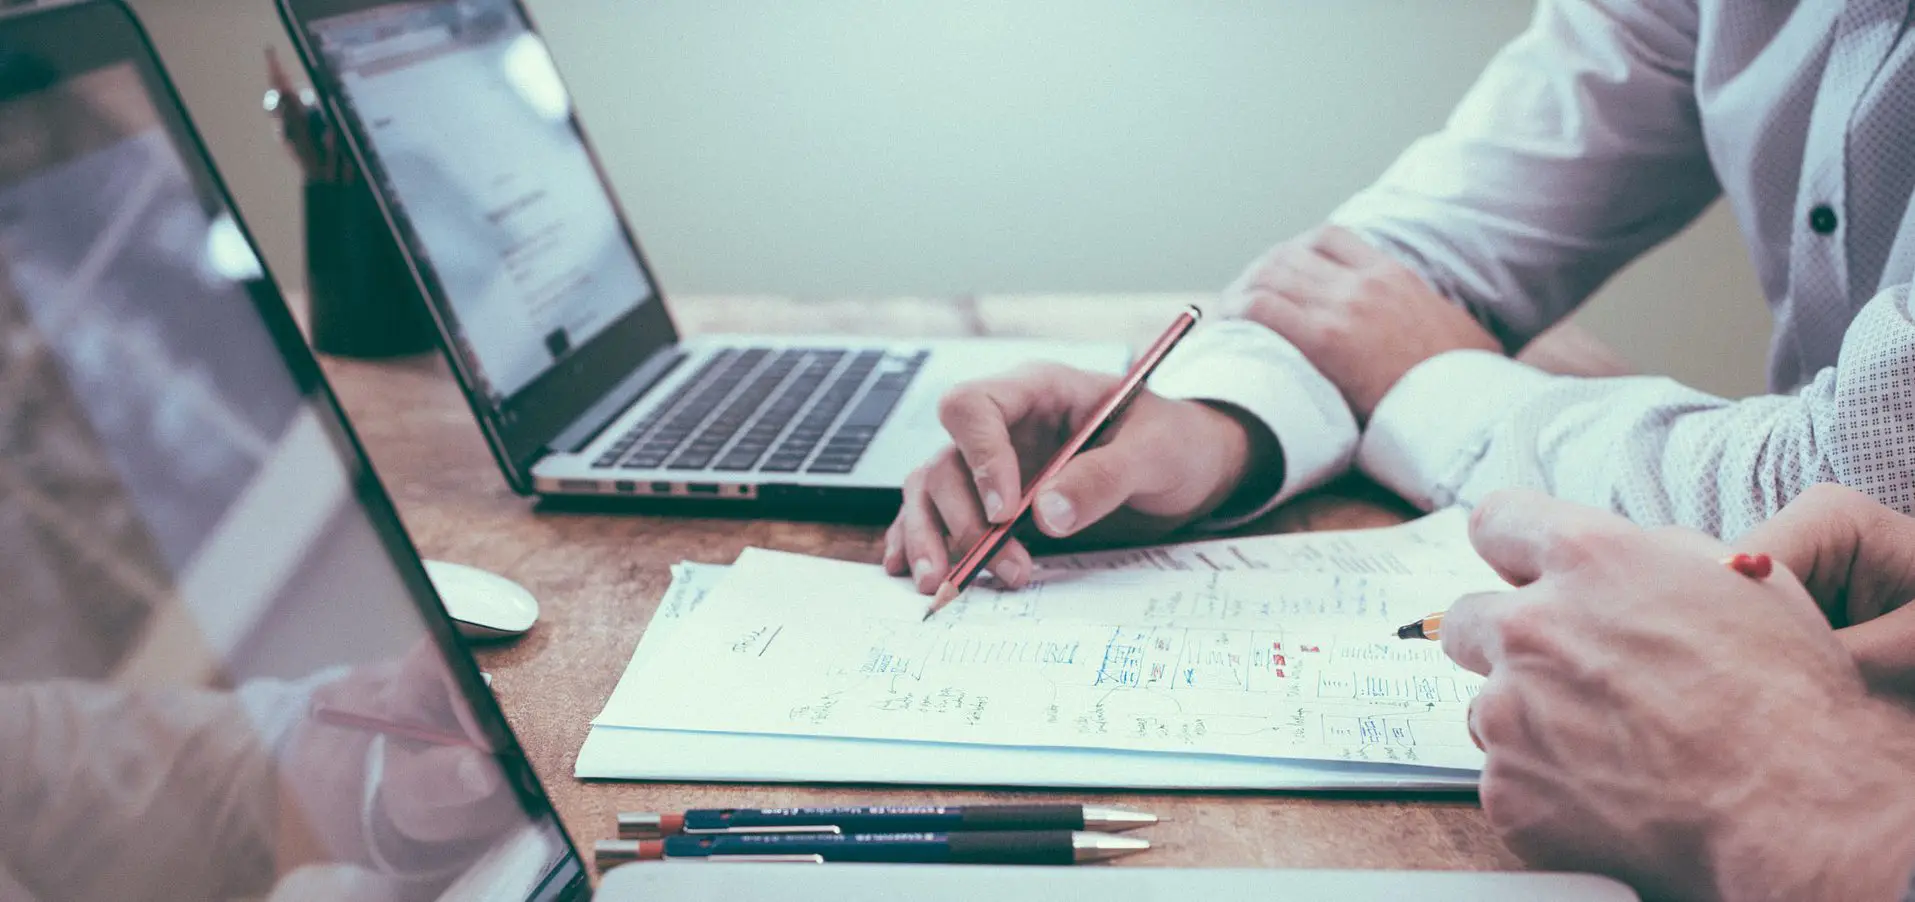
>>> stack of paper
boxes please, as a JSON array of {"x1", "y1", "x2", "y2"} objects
[{"x1": 579, "y1": 509, "x2": 1505, "y2": 790}]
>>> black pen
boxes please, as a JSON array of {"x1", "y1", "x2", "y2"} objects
[
  {"x1": 618, "y1": 804, "x2": 1157, "y2": 838},
  {"x1": 595, "y1": 831, "x2": 1149, "y2": 866}
]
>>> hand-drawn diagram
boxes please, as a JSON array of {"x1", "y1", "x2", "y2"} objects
[{"x1": 608, "y1": 548, "x2": 1498, "y2": 770}]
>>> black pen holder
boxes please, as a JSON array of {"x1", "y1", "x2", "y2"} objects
[{"x1": 304, "y1": 177, "x2": 437, "y2": 358}]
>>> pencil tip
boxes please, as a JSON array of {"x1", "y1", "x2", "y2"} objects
[{"x1": 923, "y1": 582, "x2": 960, "y2": 621}]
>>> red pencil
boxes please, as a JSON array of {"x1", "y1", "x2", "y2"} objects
[
  {"x1": 924, "y1": 306, "x2": 1204, "y2": 620},
  {"x1": 310, "y1": 701, "x2": 485, "y2": 750}
]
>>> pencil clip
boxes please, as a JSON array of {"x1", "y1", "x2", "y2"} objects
[{"x1": 685, "y1": 825, "x2": 844, "y2": 836}]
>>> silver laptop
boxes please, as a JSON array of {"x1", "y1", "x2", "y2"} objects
[{"x1": 276, "y1": 0, "x2": 1128, "y2": 511}]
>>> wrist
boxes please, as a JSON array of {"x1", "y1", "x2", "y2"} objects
[
  {"x1": 1712, "y1": 700, "x2": 1915, "y2": 902},
  {"x1": 1188, "y1": 400, "x2": 1284, "y2": 522}
]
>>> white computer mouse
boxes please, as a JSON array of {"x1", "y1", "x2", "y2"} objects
[{"x1": 422, "y1": 560, "x2": 540, "y2": 640}]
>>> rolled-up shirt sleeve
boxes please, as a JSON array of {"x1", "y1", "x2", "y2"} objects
[
  {"x1": 1357, "y1": 284, "x2": 1915, "y2": 538},
  {"x1": 1330, "y1": 0, "x2": 1721, "y2": 350},
  {"x1": 1162, "y1": 0, "x2": 1729, "y2": 529}
]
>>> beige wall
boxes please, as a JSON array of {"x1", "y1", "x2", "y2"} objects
[{"x1": 128, "y1": 0, "x2": 1771, "y2": 396}]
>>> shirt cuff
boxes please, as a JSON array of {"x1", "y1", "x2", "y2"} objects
[
  {"x1": 237, "y1": 665, "x2": 351, "y2": 757},
  {"x1": 1148, "y1": 319, "x2": 1359, "y2": 529},
  {"x1": 1358, "y1": 349, "x2": 1555, "y2": 510}
]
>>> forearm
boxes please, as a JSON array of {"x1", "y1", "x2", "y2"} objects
[
  {"x1": 1360, "y1": 285, "x2": 1915, "y2": 537},
  {"x1": 1331, "y1": 0, "x2": 1717, "y2": 348},
  {"x1": 1450, "y1": 364, "x2": 1821, "y2": 537}
]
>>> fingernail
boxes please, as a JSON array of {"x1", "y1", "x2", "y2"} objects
[
  {"x1": 982, "y1": 490, "x2": 1005, "y2": 521},
  {"x1": 1036, "y1": 492, "x2": 1075, "y2": 533},
  {"x1": 996, "y1": 557, "x2": 1027, "y2": 585},
  {"x1": 913, "y1": 558, "x2": 937, "y2": 583},
  {"x1": 883, "y1": 535, "x2": 898, "y2": 563}
]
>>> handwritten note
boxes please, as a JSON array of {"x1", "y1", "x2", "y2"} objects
[
  {"x1": 596, "y1": 527, "x2": 1503, "y2": 770},
  {"x1": 595, "y1": 561, "x2": 726, "y2": 691},
  {"x1": 652, "y1": 562, "x2": 726, "y2": 627}
]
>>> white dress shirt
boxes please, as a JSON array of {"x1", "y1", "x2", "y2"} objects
[{"x1": 1150, "y1": 0, "x2": 1915, "y2": 539}]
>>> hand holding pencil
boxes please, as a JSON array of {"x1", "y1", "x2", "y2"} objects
[
  {"x1": 923, "y1": 307, "x2": 1203, "y2": 618},
  {"x1": 1401, "y1": 488, "x2": 1911, "y2": 901},
  {"x1": 887, "y1": 308, "x2": 1282, "y2": 606},
  {"x1": 284, "y1": 645, "x2": 518, "y2": 851}
]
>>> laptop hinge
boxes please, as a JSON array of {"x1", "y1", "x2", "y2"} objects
[{"x1": 546, "y1": 349, "x2": 687, "y2": 455}]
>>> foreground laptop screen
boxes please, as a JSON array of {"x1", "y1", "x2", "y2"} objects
[
  {"x1": 309, "y1": 0, "x2": 657, "y2": 410},
  {"x1": 0, "y1": 6, "x2": 580, "y2": 899}
]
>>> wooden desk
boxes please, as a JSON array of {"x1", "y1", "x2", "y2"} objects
[{"x1": 316, "y1": 294, "x2": 1628, "y2": 873}]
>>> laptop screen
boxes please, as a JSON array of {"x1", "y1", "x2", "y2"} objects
[
  {"x1": 302, "y1": 0, "x2": 673, "y2": 472},
  {"x1": 0, "y1": 3, "x2": 582, "y2": 899}
]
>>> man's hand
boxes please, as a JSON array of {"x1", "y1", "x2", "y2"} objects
[
  {"x1": 1735, "y1": 483, "x2": 1915, "y2": 698},
  {"x1": 884, "y1": 363, "x2": 1277, "y2": 593},
  {"x1": 1233, "y1": 225, "x2": 1500, "y2": 421},
  {"x1": 1444, "y1": 489, "x2": 1915, "y2": 901},
  {"x1": 285, "y1": 644, "x2": 520, "y2": 867}
]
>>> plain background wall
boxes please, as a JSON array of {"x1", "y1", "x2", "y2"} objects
[{"x1": 126, "y1": 0, "x2": 1773, "y2": 396}]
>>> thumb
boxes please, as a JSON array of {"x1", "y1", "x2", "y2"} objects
[
  {"x1": 1030, "y1": 444, "x2": 1142, "y2": 538},
  {"x1": 1467, "y1": 488, "x2": 1637, "y2": 586},
  {"x1": 1439, "y1": 589, "x2": 1541, "y2": 676}
]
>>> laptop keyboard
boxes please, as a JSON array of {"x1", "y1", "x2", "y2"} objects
[{"x1": 590, "y1": 347, "x2": 929, "y2": 477}]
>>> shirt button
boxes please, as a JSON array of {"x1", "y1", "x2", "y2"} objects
[{"x1": 1808, "y1": 204, "x2": 1839, "y2": 235}]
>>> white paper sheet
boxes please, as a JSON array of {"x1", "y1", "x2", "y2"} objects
[
  {"x1": 594, "y1": 524, "x2": 1503, "y2": 772},
  {"x1": 577, "y1": 562, "x2": 1476, "y2": 788},
  {"x1": 580, "y1": 512, "x2": 1503, "y2": 784}
]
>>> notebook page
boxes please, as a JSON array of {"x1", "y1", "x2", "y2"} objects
[{"x1": 596, "y1": 548, "x2": 1500, "y2": 770}]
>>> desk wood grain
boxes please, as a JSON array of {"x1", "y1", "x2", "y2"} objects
[{"x1": 316, "y1": 294, "x2": 1625, "y2": 874}]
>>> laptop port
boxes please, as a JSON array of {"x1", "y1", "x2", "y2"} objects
[
  {"x1": 651, "y1": 482, "x2": 673, "y2": 494},
  {"x1": 687, "y1": 484, "x2": 721, "y2": 495},
  {"x1": 614, "y1": 481, "x2": 637, "y2": 494}
]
